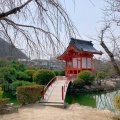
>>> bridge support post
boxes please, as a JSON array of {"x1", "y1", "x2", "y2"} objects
[
  {"x1": 42, "y1": 86, "x2": 44, "y2": 99},
  {"x1": 64, "y1": 85, "x2": 65, "y2": 92},
  {"x1": 62, "y1": 86, "x2": 64, "y2": 100}
]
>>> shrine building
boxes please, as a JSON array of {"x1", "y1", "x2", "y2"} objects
[{"x1": 58, "y1": 38, "x2": 102, "y2": 77}]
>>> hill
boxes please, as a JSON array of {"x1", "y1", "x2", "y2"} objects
[{"x1": 0, "y1": 37, "x2": 28, "y2": 60}]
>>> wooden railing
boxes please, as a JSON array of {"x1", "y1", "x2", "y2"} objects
[
  {"x1": 42, "y1": 76, "x2": 57, "y2": 99},
  {"x1": 62, "y1": 76, "x2": 71, "y2": 100}
]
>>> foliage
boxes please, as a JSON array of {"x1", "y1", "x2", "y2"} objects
[
  {"x1": 9, "y1": 61, "x2": 26, "y2": 71},
  {"x1": 33, "y1": 69, "x2": 55, "y2": 85},
  {"x1": 113, "y1": 94, "x2": 120, "y2": 110},
  {"x1": 73, "y1": 78, "x2": 85, "y2": 87},
  {"x1": 78, "y1": 70, "x2": 95, "y2": 84},
  {"x1": 1, "y1": 81, "x2": 9, "y2": 92},
  {"x1": 0, "y1": 60, "x2": 9, "y2": 68},
  {"x1": 59, "y1": 70, "x2": 65, "y2": 76},
  {"x1": 12, "y1": 80, "x2": 36, "y2": 95},
  {"x1": 25, "y1": 70, "x2": 37, "y2": 82},
  {"x1": 53, "y1": 70, "x2": 59, "y2": 76},
  {"x1": 0, "y1": 98, "x2": 10, "y2": 108},
  {"x1": 97, "y1": 71, "x2": 106, "y2": 79},
  {"x1": 0, "y1": 87, "x2": 3, "y2": 99},
  {"x1": 16, "y1": 71, "x2": 30, "y2": 81},
  {"x1": 16, "y1": 85, "x2": 43, "y2": 104},
  {"x1": 0, "y1": 67, "x2": 17, "y2": 83},
  {"x1": 26, "y1": 66, "x2": 38, "y2": 70}
]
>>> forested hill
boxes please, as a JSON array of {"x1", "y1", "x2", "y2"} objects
[{"x1": 0, "y1": 37, "x2": 28, "y2": 60}]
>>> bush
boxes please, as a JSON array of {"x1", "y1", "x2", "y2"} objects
[
  {"x1": 78, "y1": 70, "x2": 95, "y2": 84},
  {"x1": 59, "y1": 70, "x2": 65, "y2": 76},
  {"x1": 33, "y1": 69, "x2": 56, "y2": 85},
  {"x1": 16, "y1": 85, "x2": 43, "y2": 104},
  {"x1": 12, "y1": 80, "x2": 36, "y2": 95},
  {"x1": 0, "y1": 87, "x2": 3, "y2": 99},
  {"x1": 0, "y1": 98, "x2": 10, "y2": 108},
  {"x1": 73, "y1": 78, "x2": 85, "y2": 87},
  {"x1": 16, "y1": 71, "x2": 30, "y2": 81},
  {"x1": 53, "y1": 70, "x2": 59, "y2": 76},
  {"x1": 27, "y1": 66, "x2": 38, "y2": 70},
  {"x1": 25, "y1": 70, "x2": 37, "y2": 82},
  {"x1": 113, "y1": 94, "x2": 120, "y2": 110}
]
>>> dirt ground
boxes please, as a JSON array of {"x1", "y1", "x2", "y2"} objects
[{"x1": 0, "y1": 103, "x2": 117, "y2": 120}]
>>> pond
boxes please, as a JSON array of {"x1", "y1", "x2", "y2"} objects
[{"x1": 65, "y1": 90, "x2": 120, "y2": 113}]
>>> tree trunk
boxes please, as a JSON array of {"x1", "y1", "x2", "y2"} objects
[{"x1": 100, "y1": 41, "x2": 120, "y2": 76}]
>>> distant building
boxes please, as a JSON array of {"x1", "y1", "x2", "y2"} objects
[{"x1": 31, "y1": 59, "x2": 65, "y2": 70}]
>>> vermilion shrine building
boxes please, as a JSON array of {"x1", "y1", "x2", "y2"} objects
[{"x1": 58, "y1": 38, "x2": 102, "y2": 77}]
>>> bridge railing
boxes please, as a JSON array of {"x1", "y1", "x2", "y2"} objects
[
  {"x1": 62, "y1": 76, "x2": 71, "y2": 100},
  {"x1": 42, "y1": 76, "x2": 57, "y2": 99},
  {"x1": 42, "y1": 76, "x2": 66, "y2": 99}
]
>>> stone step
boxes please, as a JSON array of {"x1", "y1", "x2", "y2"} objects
[{"x1": 0, "y1": 106, "x2": 18, "y2": 114}]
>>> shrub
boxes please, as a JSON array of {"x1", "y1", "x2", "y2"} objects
[
  {"x1": 33, "y1": 69, "x2": 56, "y2": 85},
  {"x1": 0, "y1": 87, "x2": 3, "y2": 99},
  {"x1": 113, "y1": 94, "x2": 120, "y2": 110},
  {"x1": 78, "y1": 70, "x2": 95, "y2": 84},
  {"x1": 16, "y1": 71, "x2": 30, "y2": 81},
  {"x1": 12, "y1": 80, "x2": 36, "y2": 95},
  {"x1": 16, "y1": 85, "x2": 43, "y2": 104},
  {"x1": 53, "y1": 70, "x2": 59, "y2": 76},
  {"x1": 25, "y1": 70, "x2": 37, "y2": 82},
  {"x1": 0, "y1": 98, "x2": 10, "y2": 108},
  {"x1": 27, "y1": 66, "x2": 38, "y2": 70},
  {"x1": 73, "y1": 78, "x2": 85, "y2": 87},
  {"x1": 59, "y1": 70, "x2": 65, "y2": 76}
]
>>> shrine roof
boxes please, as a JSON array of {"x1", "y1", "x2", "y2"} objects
[
  {"x1": 58, "y1": 38, "x2": 102, "y2": 60},
  {"x1": 70, "y1": 38, "x2": 102, "y2": 54}
]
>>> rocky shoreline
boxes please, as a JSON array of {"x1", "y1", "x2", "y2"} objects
[{"x1": 67, "y1": 79, "x2": 120, "y2": 95}]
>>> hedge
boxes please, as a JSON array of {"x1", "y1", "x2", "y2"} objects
[
  {"x1": 16, "y1": 85, "x2": 43, "y2": 105},
  {"x1": 0, "y1": 98, "x2": 10, "y2": 108}
]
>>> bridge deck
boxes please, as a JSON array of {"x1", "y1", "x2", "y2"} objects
[{"x1": 40, "y1": 77, "x2": 68, "y2": 104}]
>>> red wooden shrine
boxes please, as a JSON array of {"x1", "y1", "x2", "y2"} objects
[{"x1": 58, "y1": 38, "x2": 102, "y2": 77}]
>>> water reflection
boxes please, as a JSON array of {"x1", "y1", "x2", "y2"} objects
[{"x1": 65, "y1": 90, "x2": 120, "y2": 113}]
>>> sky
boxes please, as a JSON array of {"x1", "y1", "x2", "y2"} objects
[{"x1": 60, "y1": 0, "x2": 106, "y2": 59}]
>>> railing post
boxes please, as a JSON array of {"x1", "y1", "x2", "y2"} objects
[
  {"x1": 62, "y1": 86, "x2": 64, "y2": 100},
  {"x1": 42, "y1": 86, "x2": 44, "y2": 99},
  {"x1": 64, "y1": 85, "x2": 65, "y2": 92}
]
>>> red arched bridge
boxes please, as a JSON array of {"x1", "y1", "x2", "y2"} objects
[{"x1": 40, "y1": 76, "x2": 71, "y2": 105}]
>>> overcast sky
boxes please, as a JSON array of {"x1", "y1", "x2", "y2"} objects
[{"x1": 60, "y1": 0, "x2": 106, "y2": 59}]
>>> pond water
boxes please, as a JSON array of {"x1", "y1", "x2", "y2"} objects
[
  {"x1": 3, "y1": 90, "x2": 120, "y2": 113},
  {"x1": 65, "y1": 90, "x2": 120, "y2": 113}
]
